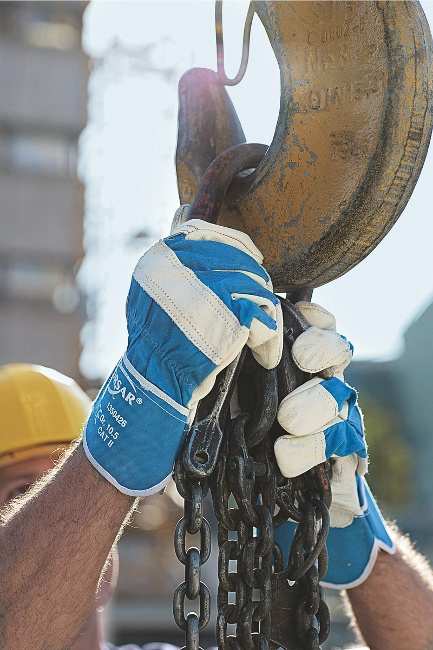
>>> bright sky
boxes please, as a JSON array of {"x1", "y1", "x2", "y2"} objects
[{"x1": 80, "y1": 1, "x2": 433, "y2": 379}]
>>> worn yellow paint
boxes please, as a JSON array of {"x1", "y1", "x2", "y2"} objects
[{"x1": 177, "y1": 2, "x2": 433, "y2": 291}]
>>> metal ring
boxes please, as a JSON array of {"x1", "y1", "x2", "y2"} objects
[
  {"x1": 174, "y1": 517, "x2": 212, "y2": 565},
  {"x1": 173, "y1": 582, "x2": 211, "y2": 632}
]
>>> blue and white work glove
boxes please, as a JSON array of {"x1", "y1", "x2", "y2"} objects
[
  {"x1": 274, "y1": 302, "x2": 395, "y2": 589},
  {"x1": 84, "y1": 218, "x2": 283, "y2": 496}
]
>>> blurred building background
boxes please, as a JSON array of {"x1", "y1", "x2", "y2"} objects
[
  {"x1": 348, "y1": 300, "x2": 433, "y2": 558},
  {"x1": 0, "y1": 1, "x2": 87, "y2": 380},
  {"x1": 1, "y1": 1, "x2": 433, "y2": 649}
]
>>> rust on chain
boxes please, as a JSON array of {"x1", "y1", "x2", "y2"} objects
[{"x1": 177, "y1": 1, "x2": 433, "y2": 292}]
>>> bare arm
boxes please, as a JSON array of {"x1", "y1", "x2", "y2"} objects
[
  {"x1": 346, "y1": 532, "x2": 433, "y2": 650},
  {"x1": 0, "y1": 444, "x2": 135, "y2": 650},
  {"x1": 4, "y1": 448, "x2": 433, "y2": 650}
]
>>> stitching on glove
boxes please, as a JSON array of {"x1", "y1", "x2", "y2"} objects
[
  {"x1": 144, "y1": 273, "x2": 227, "y2": 362},
  {"x1": 179, "y1": 223, "x2": 262, "y2": 261},
  {"x1": 224, "y1": 268, "x2": 271, "y2": 291},
  {"x1": 317, "y1": 383, "x2": 339, "y2": 418},
  {"x1": 293, "y1": 340, "x2": 351, "y2": 374},
  {"x1": 296, "y1": 302, "x2": 331, "y2": 320},
  {"x1": 139, "y1": 386, "x2": 189, "y2": 423},
  {"x1": 161, "y1": 242, "x2": 238, "y2": 331},
  {"x1": 136, "y1": 241, "x2": 236, "y2": 334},
  {"x1": 314, "y1": 432, "x2": 326, "y2": 464},
  {"x1": 122, "y1": 355, "x2": 188, "y2": 417},
  {"x1": 142, "y1": 244, "x2": 244, "y2": 363}
]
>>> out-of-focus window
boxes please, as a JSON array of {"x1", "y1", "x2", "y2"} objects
[
  {"x1": 0, "y1": 1, "x2": 82, "y2": 50},
  {"x1": 0, "y1": 257, "x2": 80, "y2": 314},
  {"x1": 22, "y1": 21, "x2": 80, "y2": 51},
  {"x1": 0, "y1": 132, "x2": 77, "y2": 177}
]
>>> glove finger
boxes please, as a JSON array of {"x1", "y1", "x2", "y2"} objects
[
  {"x1": 199, "y1": 269, "x2": 282, "y2": 369},
  {"x1": 274, "y1": 432, "x2": 326, "y2": 477},
  {"x1": 231, "y1": 294, "x2": 278, "y2": 329},
  {"x1": 191, "y1": 270, "x2": 278, "y2": 308},
  {"x1": 228, "y1": 296, "x2": 282, "y2": 369},
  {"x1": 330, "y1": 455, "x2": 364, "y2": 527},
  {"x1": 277, "y1": 376, "x2": 355, "y2": 436},
  {"x1": 172, "y1": 218, "x2": 264, "y2": 265},
  {"x1": 295, "y1": 301, "x2": 337, "y2": 331},
  {"x1": 249, "y1": 299, "x2": 283, "y2": 369},
  {"x1": 194, "y1": 268, "x2": 282, "y2": 363},
  {"x1": 292, "y1": 327, "x2": 353, "y2": 376},
  {"x1": 275, "y1": 412, "x2": 366, "y2": 479},
  {"x1": 357, "y1": 456, "x2": 369, "y2": 476}
]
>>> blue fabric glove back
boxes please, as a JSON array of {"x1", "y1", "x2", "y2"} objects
[
  {"x1": 84, "y1": 219, "x2": 283, "y2": 496},
  {"x1": 274, "y1": 301, "x2": 395, "y2": 589}
]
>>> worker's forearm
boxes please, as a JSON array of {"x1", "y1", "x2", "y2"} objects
[
  {"x1": 0, "y1": 444, "x2": 135, "y2": 650},
  {"x1": 347, "y1": 535, "x2": 433, "y2": 650}
]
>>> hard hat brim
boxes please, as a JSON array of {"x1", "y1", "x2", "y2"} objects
[{"x1": 0, "y1": 441, "x2": 73, "y2": 469}]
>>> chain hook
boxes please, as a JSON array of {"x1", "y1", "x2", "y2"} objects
[{"x1": 215, "y1": 0, "x2": 255, "y2": 86}]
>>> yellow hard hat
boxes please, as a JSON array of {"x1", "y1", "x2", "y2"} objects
[{"x1": 0, "y1": 363, "x2": 91, "y2": 468}]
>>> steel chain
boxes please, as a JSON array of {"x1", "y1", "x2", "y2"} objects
[
  {"x1": 173, "y1": 456, "x2": 211, "y2": 650},
  {"x1": 173, "y1": 298, "x2": 332, "y2": 649}
]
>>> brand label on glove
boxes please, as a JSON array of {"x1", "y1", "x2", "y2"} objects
[
  {"x1": 92, "y1": 364, "x2": 145, "y2": 450},
  {"x1": 84, "y1": 358, "x2": 190, "y2": 494},
  {"x1": 107, "y1": 372, "x2": 138, "y2": 405}
]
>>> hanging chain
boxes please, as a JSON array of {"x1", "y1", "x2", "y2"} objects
[
  {"x1": 275, "y1": 465, "x2": 332, "y2": 649},
  {"x1": 173, "y1": 355, "x2": 243, "y2": 650},
  {"x1": 210, "y1": 359, "x2": 279, "y2": 649},
  {"x1": 173, "y1": 457, "x2": 211, "y2": 650},
  {"x1": 173, "y1": 298, "x2": 332, "y2": 649},
  {"x1": 272, "y1": 300, "x2": 332, "y2": 648}
]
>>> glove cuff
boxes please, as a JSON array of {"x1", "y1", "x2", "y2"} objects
[
  {"x1": 321, "y1": 478, "x2": 395, "y2": 589},
  {"x1": 84, "y1": 356, "x2": 188, "y2": 496}
]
